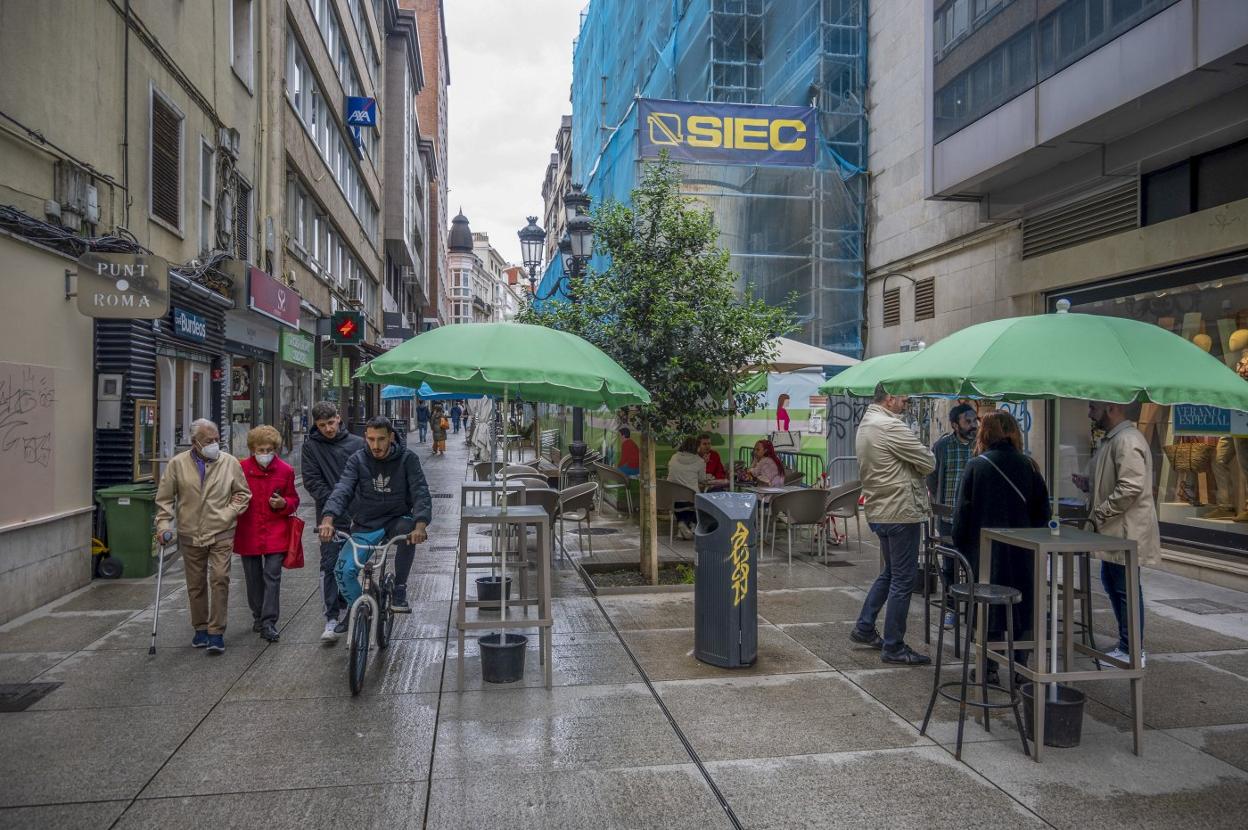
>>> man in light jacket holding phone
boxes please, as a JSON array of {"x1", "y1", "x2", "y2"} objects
[{"x1": 155, "y1": 419, "x2": 251, "y2": 655}]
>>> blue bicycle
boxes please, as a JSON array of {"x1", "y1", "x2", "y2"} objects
[{"x1": 334, "y1": 531, "x2": 405, "y2": 695}]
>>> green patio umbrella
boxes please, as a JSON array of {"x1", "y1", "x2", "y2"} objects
[
  {"x1": 355, "y1": 322, "x2": 651, "y2": 409},
  {"x1": 819, "y1": 351, "x2": 918, "y2": 397},
  {"x1": 872, "y1": 301, "x2": 1248, "y2": 690},
  {"x1": 355, "y1": 322, "x2": 650, "y2": 656}
]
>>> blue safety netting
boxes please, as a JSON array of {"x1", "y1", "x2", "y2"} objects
[{"x1": 538, "y1": 0, "x2": 867, "y2": 357}]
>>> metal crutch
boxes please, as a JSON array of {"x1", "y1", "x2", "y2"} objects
[{"x1": 149, "y1": 536, "x2": 176, "y2": 655}]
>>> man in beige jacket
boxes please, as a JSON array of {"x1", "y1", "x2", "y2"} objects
[
  {"x1": 155, "y1": 418, "x2": 251, "y2": 654},
  {"x1": 1073, "y1": 401, "x2": 1159, "y2": 666},
  {"x1": 850, "y1": 385, "x2": 937, "y2": 665}
]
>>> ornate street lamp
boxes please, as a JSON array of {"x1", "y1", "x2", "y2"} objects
[{"x1": 517, "y1": 216, "x2": 545, "y2": 294}]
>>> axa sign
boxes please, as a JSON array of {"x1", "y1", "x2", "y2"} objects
[
  {"x1": 76, "y1": 252, "x2": 170, "y2": 319},
  {"x1": 638, "y1": 98, "x2": 817, "y2": 168},
  {"x1": 345, "y1": 96, "x2": 377, "y2": 127}
]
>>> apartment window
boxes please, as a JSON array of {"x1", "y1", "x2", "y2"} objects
[
  {"x1": 235, "y1": 178, "x2": 251, "y2": 261},
  {"x1": 150, "y1": 89, "x2": 183, "y2": 231},
  {"x1": 231, "y1": 0, "x2": 254, "y2": 88},
  {"x1": 1142, "y1": 140, "x2": 1248, "y2": 227},
  {"x1": 199, "y1": 140, "x2": 214, "y2": 253},
  {"x1": 882, "y1": 287, "x2": 901, "y2": 328}
]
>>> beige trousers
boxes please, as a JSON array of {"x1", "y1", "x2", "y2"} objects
[{"x1": 181, "y1": 538, "x2": 233, "y2": 635}]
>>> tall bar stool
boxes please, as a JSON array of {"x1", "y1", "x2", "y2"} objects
[{"x1": 921, "y1": 544, "x2": 1030, "y2": 761}]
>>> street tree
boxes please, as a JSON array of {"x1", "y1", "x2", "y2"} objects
[{"x1": 520, "y1": 154, "x2": 793, "y2": 582}]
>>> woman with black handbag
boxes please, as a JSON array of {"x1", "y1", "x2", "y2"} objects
[{"x1": 952, "y1": 410, "x2": 1051, "y2": 685}]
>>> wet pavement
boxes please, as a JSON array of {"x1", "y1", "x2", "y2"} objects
[{"x1": 3, "y1": 434, "x2": 1248, "y2": 828}]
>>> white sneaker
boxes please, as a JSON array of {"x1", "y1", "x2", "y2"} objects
[
  {"x1": 1099, "y1": 647, "x2": 1146, "y2": 668},
  {"x1": 321, "y1": 620, "x2": 341, "y2": 643}
]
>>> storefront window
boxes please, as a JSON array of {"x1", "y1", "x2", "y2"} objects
[{"x1": 1058, "y1": 272, "x2": 1248, "y2": 554}]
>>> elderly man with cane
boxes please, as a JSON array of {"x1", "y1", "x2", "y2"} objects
[{"x1": 154, "y1": 419, "x2": 251, "y2": 654}]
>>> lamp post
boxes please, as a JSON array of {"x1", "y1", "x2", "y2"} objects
[
  {"x1": 562, "y1": 186, "x2": 594, "y2": 486},
  {"x1": 517, "y1": 216, "x2": 545, "y2": 293}
]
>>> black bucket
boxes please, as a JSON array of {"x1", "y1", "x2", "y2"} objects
[
  {"x1": 475, "y1": 576, "x2": 512, "y2": 605},
  {"x1": 479, "y1": 633, "x2": 527, "y2": 683},
  {"x1": 1021, "y1": 683, "x2": 1086, "y2": 748}
]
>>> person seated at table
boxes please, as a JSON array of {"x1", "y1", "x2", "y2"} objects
[
  {"x1": 667, "y1": 437, "x2": 710, "y2": 539},
  {"x1": 697, "y1": 432, "x2": 727, "y2": 481},
  {"x1": 738, "y1": 439, "x2": 786, "y2": 487},
  {"x1": 951, "y1": 410, "x2": 1050, "y2": 686},
  {"x1": 617, "y1": 426, "x2": 640, "y2": 476}
]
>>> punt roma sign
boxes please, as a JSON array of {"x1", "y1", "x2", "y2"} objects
[{"x1": 77, "y1": 252, "x2": 170, "y2": 319}]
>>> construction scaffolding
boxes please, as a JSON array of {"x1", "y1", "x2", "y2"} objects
[{"x1": 546, "y1": 0, "x2": 867, "y2": 356}]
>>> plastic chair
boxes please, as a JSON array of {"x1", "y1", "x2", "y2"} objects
[
  {"x1": 920, "y1": 544, "x2": 1030, "y2": 762},
  {"x1": 656, "y1": 480, "x2": 696, "y2": 546},
  {"x1": 473, "y1": 461, "x2": 505, "y2": 481},
  {"x1": 783, "y1": 469, "x2": 806, "y2": 486},
  {"x1": 592, "y1": 461, "x2": 634, "y2": 516},
  {"x1": 768, "y1": 488, "x2": 832, "y2": 565},
  {"x1": 503, "y1": 464, "x2": 541, "y2": 477},
  {"x1": 823, "y1": 480, "x2": 863, "y2": 554},
  {"x1": 557, "y1": 482, "x2": 598, "y2": 560}
]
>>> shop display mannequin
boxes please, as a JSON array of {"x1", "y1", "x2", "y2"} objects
[{"x1": 1205, "y1": 329, "x2": 1248, "y2": 522}]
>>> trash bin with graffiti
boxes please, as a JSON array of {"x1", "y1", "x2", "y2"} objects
[{"x1": 693, "y1": 492, "x2": 758, "y2": 668}]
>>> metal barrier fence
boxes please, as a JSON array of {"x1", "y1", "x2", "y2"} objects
[{"x1": 736, "y1": 447, "x2": 826, "y2": 486}]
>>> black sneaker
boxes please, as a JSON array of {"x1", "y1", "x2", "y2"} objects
[
  {"x1": 849, "y1": 627, "x2": 884, "y2": 649},
  {"x1": 881, "y1": 645, "x2": 931, "y2": 666},
  {"x1": 260, "y1": 623, "x2": 280, "y2": 642},
  {"x1": 252, "y1": 619, "x2": 263, "y2": 633},
  {"x1": 391, "y1": 584, "x2": 411, "y2": 613},
  {"x1": 334, "y1": 619, "x2": 349, "y2": 635}
]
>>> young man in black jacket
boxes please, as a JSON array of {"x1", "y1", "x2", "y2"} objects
[
  {"x1": 318, "y1": 415, "x2": 432, "y2": 612},
  {"x1": 302, "y1": 402, "x2": 366, "y2": 642}
]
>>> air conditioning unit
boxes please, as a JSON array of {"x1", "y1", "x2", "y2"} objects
[
  {"x1": 54, "y1": 161, "x2": 92, "y2": 232},
  {"x1": 218, "y1": 127, "x2": 241, "y2": 160},
  {"x1": 348, "y1": 277, "x2": 363, "y2": 303}
]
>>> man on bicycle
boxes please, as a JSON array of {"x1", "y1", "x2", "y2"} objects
[{"x1": 317, "y1": 416, "x2": 432, "y2": 612}]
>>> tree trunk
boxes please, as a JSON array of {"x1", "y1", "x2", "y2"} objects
[{"x1": 639, "y1": 429, "x2": 659, "y2": 584}]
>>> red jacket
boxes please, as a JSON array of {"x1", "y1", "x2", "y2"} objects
[
  {"x1": 704, "y1": 450, "x2": 727, "y2": 480},
  {"x1": 234, "y1": 456, "x2": 300, "y2": 555}
]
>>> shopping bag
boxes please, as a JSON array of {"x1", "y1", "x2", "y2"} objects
[{"x1": 283, "y1": 516, "x2": 306, "y2": 569}]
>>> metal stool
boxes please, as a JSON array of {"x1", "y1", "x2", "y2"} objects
[{"x1": 921, "y1": 544, "x2": 1030, "y2": 761}]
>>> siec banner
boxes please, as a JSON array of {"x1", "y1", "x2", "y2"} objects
[{"x1": 638, "y1": 98, "x2": 817, "y2": 168}]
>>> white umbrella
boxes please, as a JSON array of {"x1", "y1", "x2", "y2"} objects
[{"x1": 730, "y1": 339, "x2": 860, "y2": 489}]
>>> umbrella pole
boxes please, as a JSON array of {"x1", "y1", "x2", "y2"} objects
[
  {"x1": 1050, "y1": 401, "x2": 1061, "y2": 701},
  {"x1": 729, "y1": 396, "x2": 736, "y2": 493},
  {"x1": 500, "y1": 386, "x2": 509, "y2": 645}
]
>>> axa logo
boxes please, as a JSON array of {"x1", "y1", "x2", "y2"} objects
[
  {"x1": 349, "y1": 109, "x2": 371, "y2": 122},
  {"x1": 373, "y1": 473, "x2": 392, "y2": 493},
  {"x1": 647, "y1": 111, "x2": 808, "y2": 152}
]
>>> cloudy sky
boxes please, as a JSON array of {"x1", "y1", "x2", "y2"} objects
[{"x1": 443, "y1": 0, "x2": 584, "y2": 265}]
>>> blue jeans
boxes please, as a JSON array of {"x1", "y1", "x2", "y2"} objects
[
  {"x1": 1101, "y1": 561, "x2": 1144, "y2": 654},
  {"x1": 417, "y1": 422, "x2": 428, "y2": 442},
  {"x1": 319, "y1": 537, "x2": 346, "y2": 621},
  {"x1": 856, "y1": 522, "x2": 921, "y2": 652}
]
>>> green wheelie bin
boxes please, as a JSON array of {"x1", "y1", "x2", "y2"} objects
[{"x1": 96, "y1": 484, "x2": 160, "y2": 578}]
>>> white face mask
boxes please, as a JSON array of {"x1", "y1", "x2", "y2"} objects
[
  {"x1": 199, "y1": 441, "x2": 221, "y2": 460},
  {"x1": 255, "y1": 452, "x2": 275, "y2": 467}
]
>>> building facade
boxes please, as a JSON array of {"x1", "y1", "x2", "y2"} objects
[
  {"x1": 405, "y1": 0, "x2": 450, "y2": 329},
  {"x1": 540, "y1": 114, "x2": 572, "y2": 263},
  {"x1": 547, "y1": 0, "x2": 868, "y2": 355},
  {"x1": 867, "y1": 0, "x2": 1248, "y2": 579},
  {"x1": 0, "y1": 0, "x2": 437, "y2": 620}
]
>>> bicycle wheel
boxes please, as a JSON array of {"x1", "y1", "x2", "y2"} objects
[
  {"x1": 376, "y1": 575, "x2": 395, "y2": 650},
  {"x1": 348, "y1": 601, "x2": 372, "y2": 696}
]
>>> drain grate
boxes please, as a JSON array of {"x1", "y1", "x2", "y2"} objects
[
  {"x1": 432, "y1": 493, "x2": 454, "y2": 499},
  {"x1": 431, "y1": 545, "x2": 457, "y2": 552},
  {"x1": 1156, "y1": 598, "x2": 1247, "y2": 616},
  {"x1": 0, "y1": 682, "x2": 61, "y2": 712},
  {"x1": 583, "y1": 528, "x2": 621, "y2": 536}
]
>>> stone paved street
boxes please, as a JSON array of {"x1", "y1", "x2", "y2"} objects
[{"x1": 3, "y1": 436, "x2": 1248, "y2": 829}]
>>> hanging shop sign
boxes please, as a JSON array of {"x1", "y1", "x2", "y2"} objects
[
  {"x1": 280, "y1": 330, "x2": 316, "y2": 369},
  {"x1": 638, "y1": 98, "x2": 817, "y2": 168},
  {"x1": 172, "y1": 306, "x2": 208, "y2": 343},
  {"x1": 76, "y1": 253, "x2": 170, "y2": 319},
  {"x1": 247, "y1": 266, "x2": 301, "y2": 329}
]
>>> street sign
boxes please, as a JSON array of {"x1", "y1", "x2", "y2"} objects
[
  {"x1": 345, "y1": 96, "x2": 377, "y2": 126},
  {"x1": 329, "y1": 310, "x2": 364, "y2": 345},
  {"x1": 76, "y1": 252, "x2": 170, "y2": 319}
]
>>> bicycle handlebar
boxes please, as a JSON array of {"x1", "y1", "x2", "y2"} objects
[{"x1": 332, "y1": 532, "x2": 410, "y2": 570}]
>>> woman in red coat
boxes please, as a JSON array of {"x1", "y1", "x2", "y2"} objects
[{"x1": 234, "y1": 425, "x2": 300, "y2": 642}]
